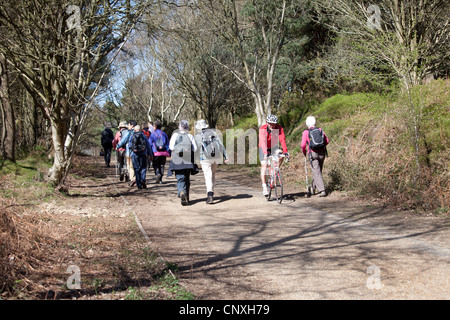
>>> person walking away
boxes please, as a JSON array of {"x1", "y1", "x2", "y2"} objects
[
  {"x1": 149, "y1": 120, "x2": 170, "y2": 184},
  {"x1": 130, "y1": 125, "x2": 151, "y2": 189},
  {"x1": 117, "y1": 120, "x2": 137, "y2": 186},
  {"x1": 195, "y1": 119, "x2": 229, "y2": 204},
  {"x1": 301, "y1": 116, "x2": 329, "y2": 197},
  {"x1": 167, "y1": 120, "x2": 199, "y2": 206},
  {"x1": 101, "y1": 124, "x2": 114, "y2": 167},
  {"x1": 112, "y1": 121, "x2": 128, "y2": 181},
  {"x1": 258, "y1": 115, "x2": 289, "y2": 196}
]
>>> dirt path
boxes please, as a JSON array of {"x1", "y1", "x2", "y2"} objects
[{"x1": 113, "y1": 161, "x2": 450, "y2": 300}]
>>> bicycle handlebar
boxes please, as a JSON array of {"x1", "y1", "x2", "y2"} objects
[{"x1": 267, "y1": 152, "x2": 290, "y2": 162}]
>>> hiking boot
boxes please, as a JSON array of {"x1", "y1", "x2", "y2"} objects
[
  {"x1": 206, "y1": 192, "x2": 214, "y2": 204},
  {"x1": 129, "y1": 180, "x2": 136, "y2": 187},
  {"x1": 307, "y1": 187, "x2": 312, "y2": 198},
  {"x1": 142, "y1": 182, "x2": 147, "y2": 189},
  {"x1": 155, "y1": 174, "x2": 162, "y2": 184},
  {"x1": 319, "y1": 190, "x2": 327, "y2": 197},
  {"x1": 119, "y1": 174, "x2": 124, "y2": 181},
  {"x1": 180, "y1": 191, "x2": 188, "y2": 206}
]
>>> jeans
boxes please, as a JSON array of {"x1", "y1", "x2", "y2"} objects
[
  {"x1": 175, "y1": 169, "x2": 191, "y2": 197},
  {"x1": 132, "y1": 153, "x2": 147, "y2": 188}
]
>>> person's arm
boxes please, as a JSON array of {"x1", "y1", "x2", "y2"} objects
[
  {"x1": 259, "y1": 126, "x2": 268, "y2": 154},
  {"x1": 279, "y1": 127, "x2": 288, "y2": 154},
  {"x1": 117, "y1": 130, "x2": 129, "y2": 149},
  {"x1": 323, "y1": 130, "x2": 330, "y2": 146},
  {"x1": 169, "y1": 133, "x2": 177, "y2": 150},
  {"x1": 189, "y1": 134, "x2": 198, "y2": 152},
  {"x1": 300, "y1": 130, "x2": 309, "y2": 156}
]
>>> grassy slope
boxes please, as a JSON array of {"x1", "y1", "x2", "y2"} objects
[{"x1": 283, "y1": 80, "x2": 449, "y2": 213}]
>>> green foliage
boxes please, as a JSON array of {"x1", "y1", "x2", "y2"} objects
[
  {"x1": 0, "y1": 147, "x2": 53, "y2": 201},
  {"x1": 285, "y1": 80, "x2": 449, "y2": 212}
]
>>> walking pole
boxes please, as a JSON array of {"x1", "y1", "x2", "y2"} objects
[{"x1": 305, "y1": 155, "x2": 311, "y2": 198}]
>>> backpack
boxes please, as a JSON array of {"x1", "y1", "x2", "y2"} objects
[
  {"x1": 154, "y1": 131, "x2": 166, "y2": 151},
  {"x1": 101, "y1": 128, "x2": 114, "y2": 146},
  {"x1": 173, "y1": 133, "x2": 192, "y2": 158},
  {"x1": 201, "y1": 129, "x2": 221, "y2": 159},
  {"x1": 130, "y1": 131, "x2": 147, "y2": 154},
  {"x1": 308, "y1": 128, "x2": 326, "y2": 151}
]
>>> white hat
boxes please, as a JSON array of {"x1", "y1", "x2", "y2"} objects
[
  {"x1": 195, "y1": 119, "x2": 209, "y2": 130},
  {"x1": 118, "y1": 121, "x2": 127, "y2": 129},
  {"x1": 306, "y1": 116, "x2": 316, "y2": 128}
]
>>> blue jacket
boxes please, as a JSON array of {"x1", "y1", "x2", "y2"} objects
[{"x1": 117, "y1": 129, "x2": 133, "y2": 157}]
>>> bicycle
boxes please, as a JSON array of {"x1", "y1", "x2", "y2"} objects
[{"x1": 265, "y1": 152, "x2": 289, "y2": 204}]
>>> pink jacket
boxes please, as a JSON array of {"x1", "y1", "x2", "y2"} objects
[
  {"x1": 113, "y1": 129, "x2": 126, "y2": 151},
  {"x1": 301, "y1": 127, "x2": 329, "y2": 155}
]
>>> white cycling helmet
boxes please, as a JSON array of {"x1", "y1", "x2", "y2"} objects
[{"x1": 266, "y1": 114, "x2": 278, "y2": 124}]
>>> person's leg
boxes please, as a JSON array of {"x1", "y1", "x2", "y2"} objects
[
  {"x1": 259, "y1": 148, "x2": 269, "y2": 195},
  {"x1": 202, "y1": 161, "x2": 213, "y2": 193},
  {"x1": 105, "y1": 147, "x2": 112, "y2": 167},
  {"x1": 175, "y1": 170, "x2": 189, "y2": 205},
  {"x1": 140, "y1": 154, "x2": 147, "y2": 188},
  {"x1": 153, "y1": 156, "x2": 162, "y2": 183},
  {"x1": 132, "y1": 155, "x2": 141, "y2": 188},
  {"x1": 310, "y1": 151, "x2": 326, "y2": 196},
  {"x1": 210, "y1": 161, "x2": 218, "y2": 193},
  {"x1": 127, "y1": 156, "x2": 135, "y2": 184},
  {"x1": 117, "y1": 150, "x2": 125, "y2": 180},
  {"x1": 202, "y1": 160, "x2": 214, "y2": 203},
  {"x1": 185, "y1": 169, "x2": 191, "y2": 201}
]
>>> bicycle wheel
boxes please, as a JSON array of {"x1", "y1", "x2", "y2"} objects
[{"x1": 274, "y1": 168, "x2": 283, "y2": 203}]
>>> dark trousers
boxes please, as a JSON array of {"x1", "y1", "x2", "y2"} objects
[
  {"x1": 117, "y1": 150, "x2": 126, "y2": 176},
  {"x1": 132, "y1": 153, "x2": 147, "y2": 188},
  {"x1": 152, "y1": 156, "x2": 167, "y2": 177},
  {"x1": 102, "y1": 144, "x2": 112, "y2": 166},
  {"x1": 175, "y1": 169, "x2": 191, "y2": 197}
]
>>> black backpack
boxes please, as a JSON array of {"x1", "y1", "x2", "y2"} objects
[
  {"x1": 131, "y1": 132, "x2": 147, "y2": 154},
  {"x1": 308, "y1": 128, "x2": 326, "y2": 151},
  {"x1": 201, "y1": 129, "x2": 221, "y2": 159},
  {"x1": 101, "y1": 128, "x2": 114, "y2": 146}
]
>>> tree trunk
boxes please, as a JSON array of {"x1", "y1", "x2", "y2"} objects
[
  {"x1": 47, "y1": 120, "x2": 67, "y2": 187},
  {"x1": 0, "y1": 54, "x2": 15, "y2": 162}
]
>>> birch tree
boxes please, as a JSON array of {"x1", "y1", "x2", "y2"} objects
[{"x1": 202, "y1": 0, "x2": 305, "y2": 126}]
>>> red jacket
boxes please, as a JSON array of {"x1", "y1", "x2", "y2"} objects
[
  {"x1": 112, "y1": 128, "x2": 126, "y2": 151},
  {"x1": 259, "y1": 124, "x2": 288, "y2": 154}
]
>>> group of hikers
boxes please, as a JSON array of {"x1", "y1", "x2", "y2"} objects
[{"x1": 100, "y1": 115, "x2": 329, "y2": 206}]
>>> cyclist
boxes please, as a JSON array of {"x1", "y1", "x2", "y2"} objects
[{"x1": 259, "y1": 114, "x2": 289, "y2": 196}]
